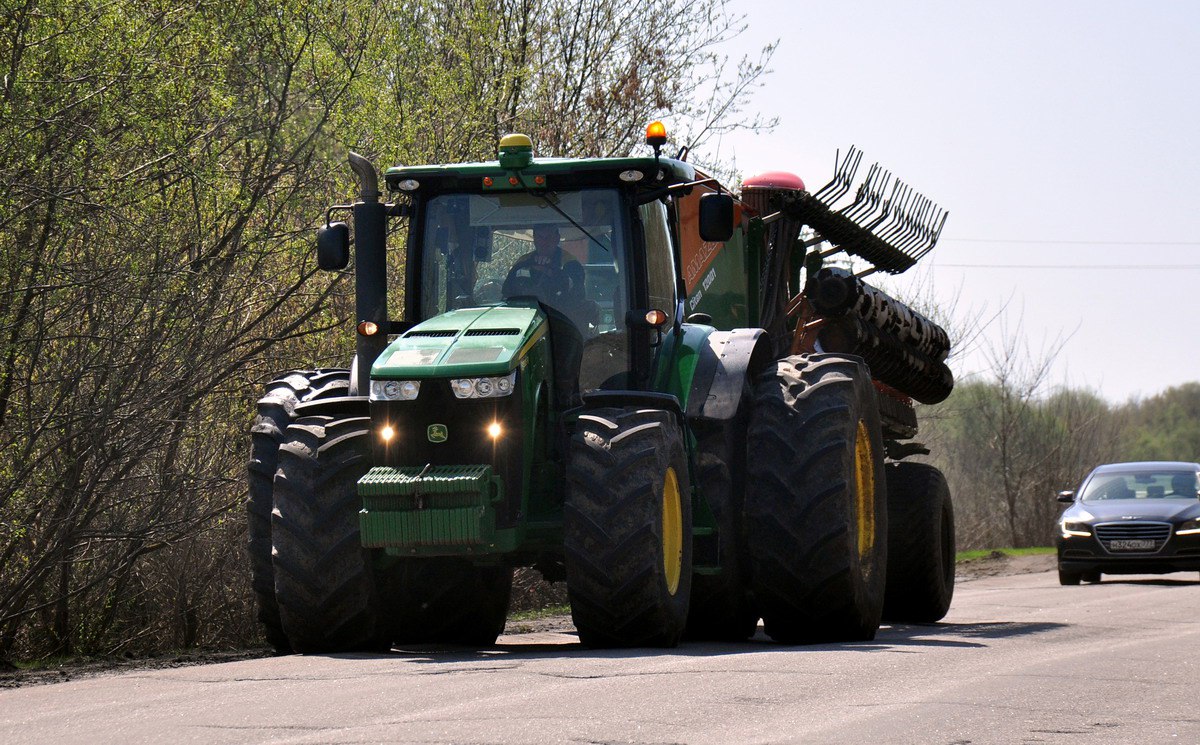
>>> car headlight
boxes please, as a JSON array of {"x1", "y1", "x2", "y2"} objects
[
  {"x1": 370, "y1": 379, "x2": 421, "y2": 401},
  {"x1": 1061, "y1": 520, "x2": 1092, "y2": 538},
  {"x1": 450, "y1": 371, "x2": 517, "y2": 399},
  {"x1": 1176, "y1": 519, "x2": 1200, "y2": 536}
]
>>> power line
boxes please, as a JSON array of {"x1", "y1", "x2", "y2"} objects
[
  {"x1": 937, "y1": 263, "x2": 1200, "y2": 270},
  {"x1": 943, "y1": 238, "x2": 1200, "y2": 246}
]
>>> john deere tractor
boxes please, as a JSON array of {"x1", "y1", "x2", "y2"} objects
[{"x1": 248, "y1": 125, "x2": 956, "y2": 651}]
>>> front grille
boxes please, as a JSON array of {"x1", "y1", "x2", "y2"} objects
[
  {"x1": 464, "y1": 328, "x2": 520, "y2": 337},
  {"x1": 1094, "y1": 522, "x2": 1171, "y2": 554}
]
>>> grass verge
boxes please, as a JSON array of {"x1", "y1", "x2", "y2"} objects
[
  {"x1": 956, "y1": 546, "x2": 1055, "y2": 562},
  {"x1": 508, "y1": 603, "x2": 570, "y2": 621}
]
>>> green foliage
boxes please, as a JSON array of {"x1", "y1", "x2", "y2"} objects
[
  {"x1": 0, "y1": 0, "x2": 773, "y2": 661},
  {"x1": 1119, "y1": 383, "x2": 1200, "y2": 462}
]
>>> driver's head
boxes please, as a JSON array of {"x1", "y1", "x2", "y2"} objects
[
  {"x1": 533, "y1": 225, "x2": 560, "y2": 255},
  {"x1": 1172, "y1": 473, "x2": 1195, "y2": 495}
]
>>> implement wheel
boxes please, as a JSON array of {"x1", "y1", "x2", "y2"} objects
[
  {"x1": 384, "y1": 559, "x2": 514, "y2": 647},
  {"x1": 272, "y1": 415, "x2": 385, "y2": 652},
  {"x1": 247, "y1": 369, "x2": 350, "y2": 652},
  {"x1": 882, "y1": 462, "x2": 955, "y2": 623},
  {"x1": 745, "y1": 354, "x2": 888, "y2": 643},
  {"x1": 565, "y1": 408, "x2": 692, "y2": 648}
]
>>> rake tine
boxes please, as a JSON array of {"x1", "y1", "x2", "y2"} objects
[{"x1": 787, "y1": 145, "x2": 948, "y2": 274}]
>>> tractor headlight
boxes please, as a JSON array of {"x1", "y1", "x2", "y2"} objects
[
  {"x1": 1061, "y1": 520, "x2": 1092, "y2": 538},
  {"x1": 370, "y1": 379, "x2": 421, "y2": 401},
  {"x1": 1176, "y1": 518, "x2": 1200, "y2": 536},
  {"x1": 450, "y1": 371, "x2": 517, "y2": 399}
]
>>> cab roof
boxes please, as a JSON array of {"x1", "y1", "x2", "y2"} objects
[{"x1": 384, "y1": 155, "x2": 697, "y2": 192}]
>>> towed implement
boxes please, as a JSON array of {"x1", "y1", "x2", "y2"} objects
[{"x1": 248, "y1": 127, "x2": 956, "y2": 651}]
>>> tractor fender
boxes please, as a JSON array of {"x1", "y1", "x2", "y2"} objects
[
  {"x1": 580, "y1": 390, "x2": 684, "y2": 426},
  {"x1": 686, "y1": 329, "x2": 773, "y2": 423}
]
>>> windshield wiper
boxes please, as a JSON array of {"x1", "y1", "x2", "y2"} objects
[{"x1": 515, "y1": 173, "x2": 611, "y2": 253}]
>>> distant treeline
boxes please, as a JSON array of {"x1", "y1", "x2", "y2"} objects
[
  {"x1": 918, "y1": 380, "x2": 1200, "y2": 551},
  {"x1": 0, "y1": 0, "x2": 773, "y2": 661}
]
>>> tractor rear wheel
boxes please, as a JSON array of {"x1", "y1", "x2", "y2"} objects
[
  {"x1": 745, "y1": 354, "x2": 888, "y2": 643},
  {"x1": 882, "y1": 462, "x2": 955, "y2": 623},
  {"x1": 271, "y1": 415, "x2": 385, "y2": 652},
  {"x1": 565, "y1": 408, "x2": 692, "y2": 648},
  {"x1": 383, "y1": 559, "x2": 514, "y2": 646},
  {"x1": 247, "y1": 369, "x2": 350, "y2": 652}
]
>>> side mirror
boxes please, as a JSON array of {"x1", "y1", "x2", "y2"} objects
[
  {"x1": 698, "y1": 192, "x2": 734, "y2": 242},
  {"x1": 1056, "y1": 490, "x2": 1076, "y2": 503},
  {"x1": 317, "y1": 222, "x2": 350, "y2": 271}
]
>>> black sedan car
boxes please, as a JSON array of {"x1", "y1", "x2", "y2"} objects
[{"x1": 1056, "y1": 461, "x2": 1200, "y2": 585}]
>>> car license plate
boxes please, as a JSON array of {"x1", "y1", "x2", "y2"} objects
[{"x1": 1109, "y1": 539, "x2": 1154, "y2": 551}]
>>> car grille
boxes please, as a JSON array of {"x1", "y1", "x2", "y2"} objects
[{"x1": 1094, "y1": 522, "x2": 1171, "y2": 553}]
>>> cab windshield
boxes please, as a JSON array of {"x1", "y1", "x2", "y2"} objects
[
  {"x1": 419, "y1": 188, "x2": 632, "y2": 393},
  {"x1": 1081, "y1": 470, "x2": 1200, "y2": 501}
]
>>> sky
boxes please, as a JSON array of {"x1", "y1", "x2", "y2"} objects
[{"x1": 709, "y1": 0, "x2": 1200, "y2": 403}]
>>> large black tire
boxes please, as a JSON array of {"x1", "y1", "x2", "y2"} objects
[
  {"x1": 271, "y1": 415, "x2": 384, "y2": 652},
  {"x1": 685, "y1": 379, "x2": 757, "y2": 641},
  {"x1": 1058, "y1": 568, "x2": 1082, "y2": 586},
  {"x1": 383, "y1": 559, "x2": 514, "y2": 646},
  {"x1": 247, "y1": 369, "x2": 350, "y2": 651},
  {"x1": 882, "y1": 462, "x2": 955, "y2": 623},
  {"x1": 745, "y1": 354, "x2": 888, "y2": 643},
  {"x1": 565, "y1": 408, "x2": 693, "y2": 648}
]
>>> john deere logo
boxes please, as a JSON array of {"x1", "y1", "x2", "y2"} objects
[{"x1": 427, "y1": 424, "x2": 448, "y2": 443}]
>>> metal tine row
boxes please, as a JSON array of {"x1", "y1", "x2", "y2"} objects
[{"x1": 807, "y1": 145, "x2": 947, "y2": 272}]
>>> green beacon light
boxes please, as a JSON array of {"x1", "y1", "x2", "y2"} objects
[{"x1": 498, "y1": 133, "x2": 534, "y2": 170}]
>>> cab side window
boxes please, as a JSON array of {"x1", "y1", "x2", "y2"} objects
[{"x1": 639, "y1": 199, "x2": 677, "y2": 324}]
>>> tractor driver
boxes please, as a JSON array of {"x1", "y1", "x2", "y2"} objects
[
  {"x1": 502, "y1": 225, "x2": 585, "y2": 312},
  {"x1": 503, "y1": 224, "x2": 593, "y2": 405}
]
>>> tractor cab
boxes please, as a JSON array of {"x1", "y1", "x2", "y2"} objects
[{"x1": 375, "y1": 133, "x2": 712, "y2": 407}]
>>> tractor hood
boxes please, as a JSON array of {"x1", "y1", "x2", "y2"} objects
[{"x1": 371, "y1": 304, "x2": 546, "y2": 379}]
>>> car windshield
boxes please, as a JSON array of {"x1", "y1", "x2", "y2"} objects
[{"x1": 1080, "y1": 470, "x2": 1200, "y2": 501}]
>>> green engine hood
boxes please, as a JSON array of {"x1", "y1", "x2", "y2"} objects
[{"x1": 372, "y1": 304, "x2": 546, "y2": 379}]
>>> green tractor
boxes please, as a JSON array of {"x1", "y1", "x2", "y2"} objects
[{"x1": 248, "y1": 126, "x2": 957, "y2": 651}]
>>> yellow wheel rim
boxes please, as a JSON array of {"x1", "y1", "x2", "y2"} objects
[
  {"x1": 853, "y1": 420, "x2": 876, "y2": 562},
  {"x1": 662, "y1": 466, "x2": 683, "y2": 596}
]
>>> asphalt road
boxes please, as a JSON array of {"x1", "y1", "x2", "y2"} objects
[{"x1": 2, "y1": 570, "x2": 1197, "y2": 744}]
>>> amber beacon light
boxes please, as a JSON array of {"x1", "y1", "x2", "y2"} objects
[{"x1": 645, "y1": 121, "x2": 667, "y2": 153}]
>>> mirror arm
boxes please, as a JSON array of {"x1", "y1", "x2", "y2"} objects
[{"x1": 325, "y1": 205, "x2": 354, "y2": 226}]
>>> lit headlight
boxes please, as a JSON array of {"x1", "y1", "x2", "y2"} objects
[
  {"x1": 1061, "y1": 520, "x2": 1092, "y2": 538},
  {"x1": 450, "y1": 371, "x2": 517, "y2": 399},
  {"x1": 1176, "y1": 519, "x2": 1200, "y2": 536},
  {"x1": 370, "y1": 379, "x2": 421, "y2": 401}
]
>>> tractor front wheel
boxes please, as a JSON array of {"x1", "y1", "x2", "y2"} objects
[
  {"x1": 247, "y1": 369, "x2": 350, "y2": 652},
  {"x1": 271, "y1": 415, "x2": 385, "y2": 652},
  {"x1": 564, "y1": 408, "x2": 692, "y2": 648}
]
